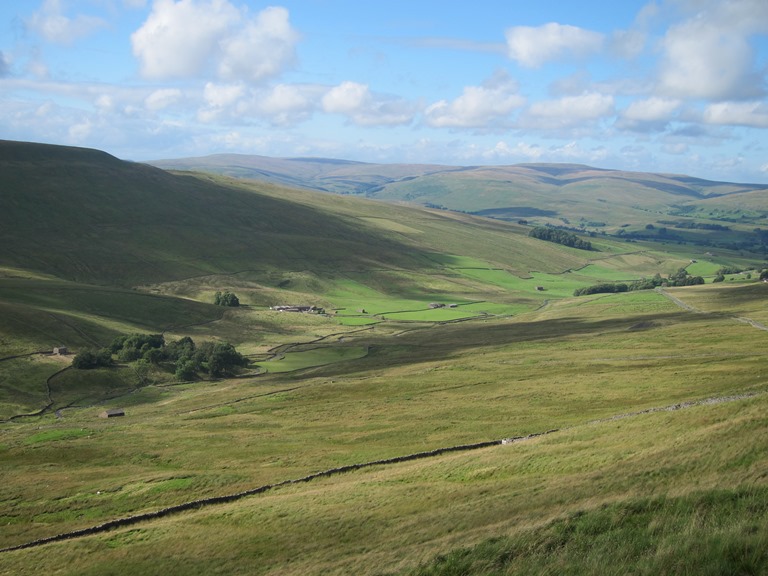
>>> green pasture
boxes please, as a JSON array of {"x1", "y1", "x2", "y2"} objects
[
  {"x1": 1, "y1": 392, "x2": 764, "y2": 575},
  {"x1": 1, "y1": 284, "x2": 766, "y2": 557},
  {"x1": 1, "y1": 142, "x2": 767, "y2": 574},
  {"x1": 0, "y1": 278, "x2": 223, "y2": 351},
  {"x1": 665, "y1": 282, "x2": 768, "y2": 324},
  {"x1": 335, "y1": 316, "x2": 381, "y2": 326},
  {"x1": 255, "y1": 345, "x2": 369, "y2": 373},
  {"x1": 0, "y1": 356, "x2": 60, "y2": 419}
]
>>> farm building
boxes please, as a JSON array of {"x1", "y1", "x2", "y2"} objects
[
  {"x1": 52, "y1": 346, "x2": 68, "y2": 355},
  {"x1": 99, "y1": 408, "x2": 125, "y2": 418},
  {"x1": 270, "y1": 305, "x2": 321, "y2": 313}
]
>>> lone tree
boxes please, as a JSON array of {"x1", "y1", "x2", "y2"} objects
[{"x1": 214, "y1": 291, "x2": 240, "y2": 307}]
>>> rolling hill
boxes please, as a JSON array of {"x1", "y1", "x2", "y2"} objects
[
  {"x1": 149, "y1": 153, "x2": 768, "y2": 234},
  {"x1": 1, "y1": 140, "x2": 767, "y2": 575}
]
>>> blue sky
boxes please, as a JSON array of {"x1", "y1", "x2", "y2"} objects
[{"x1": 1, "y1": 0, "x2": 767, "y2": 182}]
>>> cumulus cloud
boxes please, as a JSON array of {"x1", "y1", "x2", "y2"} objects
[
  {"x1": 703, "y1": 101, "x2": 768, "y2": 128},
  {"x1": 217, "y1": 7, "x2": 299, "y2": 82},
  {"x1": 424, "y1": 71, "x2": 525, "y2": 128},
  {"x1": 322, "y1": 81, "x2": 415, "y2": 126},
  {"x1": 617, "y1": 97, "x2": 681, "y2": 131},
  {"x1": 523, "y1": 92, "x2": 615, "y2": 129},
  {"x1": 256, "y1": 83, "x2": 323, "y2": 126},
  {"x1": 657, "y1": 0, "x2": 768, "y2": 100},
  {"x1": 131, "y1": 1, "x2": 298, "y2": 83},
  {"x1": 197, "y1": 82, "x2": 247, "y2": 122},
  {"x1": 27, "y1": 0, "x2": 106, "y2": 44},
  {"x1": 505, "y1": 22, "x2": 603, "y2": 67}
]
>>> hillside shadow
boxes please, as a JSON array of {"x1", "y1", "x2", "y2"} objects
[
  {"x1": 0, "y1": 145, "x2": 447, "y2": 287},
  {"x1": 286, "y1": 310, "x2": 722, "y2": 379}
]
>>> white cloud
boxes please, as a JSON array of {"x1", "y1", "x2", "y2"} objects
[
  {"x1": 622, "y1": 97, "x2": 680, "y2": 122},
  {"x1": 203, "y1": 82, "x2": 244, "y2": 108},
  {"x1": 322, "y1": 81, "x2": 415, "y2": 126},
  {"x1": 424, "y1": 72, "x2": 525, "y2": 128},
  {"x1": 131, "y1": 1, "x2": 298, "y2": 83},
  {"x1": 524, "y1": 92, "x2": 615, "y2": 129},
  {"x1": 0, "y1": 51, "x2": 9, "y2": 77},
  {"x1": 482, "y1": 141, "x2": 544, "y2": 161},
  {"x1": 145, "y1": 88, "x2": 183, "y2": 111},
  {"x1": 217, "y1": 7, "x2": 299, "y2": 83},
  {"x1": 131, "y1": 0, "x2": 237, "y2": 79},
  {"x1": 505, "y1": 22, "x2": 603, "y2": 67},
  {"x1": 197, "y1": 82, "x2": 247, "y2": 122},
  {"x1": 322, "y1": 81, "x2": 369, "y2": 115},
  {"x1": 256, "y1": 83, "x2": 322, "y2": 125},
  {"x1": 617, "y1": 97, "x2": 680, "y2": 131},
  {"x1": 657, "y1": 0, "x2": 768, "y2": 100},
  {"x1": 703, "y1": 101, "x2": 768, "y2": 128},
  {"x1": 27, "y1": 0, "x2": 106, "y2": 45},
  {"x1": 95, "y1": 94, "x2": 114, "y2": 112}
]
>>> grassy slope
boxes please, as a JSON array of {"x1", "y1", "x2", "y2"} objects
[
  {"x1": 0, "y1": 286, "x2": 766, "y2": 574},
  {"x1": 1, "y1": 141, "x2": 767, "y2": 573}
]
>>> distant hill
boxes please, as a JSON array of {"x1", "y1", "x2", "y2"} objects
[{"x1": 149, "y1": 154, "x2": 768, "y2": 231}]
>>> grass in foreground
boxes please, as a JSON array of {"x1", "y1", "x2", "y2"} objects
[{"x1": 0, "y1": 393, "x2": 765, "y2": 575}]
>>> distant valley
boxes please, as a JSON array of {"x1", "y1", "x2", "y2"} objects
[{"x1": 150, "y1": 154, "x2": 768, "y2": 239}]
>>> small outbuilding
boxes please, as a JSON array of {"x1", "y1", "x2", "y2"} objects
[
  {"x1": 52, "y1": 346, "x2": 68, "y2": 355},
  {"x1": 99, "y1": 408, "x2": 125, "y2": 419}
]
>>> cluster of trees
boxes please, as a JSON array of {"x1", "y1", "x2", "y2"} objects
[
  {"x1": 71, "y1": 347, "x2": 113, "y2": 369},
  {"x1": 573, "y1": 283, "x2": 629, "y2": 296},
  {"x1": 529, "y1": 226, "x2": 593, "y2": 251},
  {"x1": 72, "y1": 333, "x2": 248, "y2": 380},
  {"x1": 574, "y1": 268, "x2": 704, "y2": 297},
  {"x1": 214, "y1": 291, "x2": 240, "y2": 307},
  {"x1": 665, "y1": 268, "x2": 706, "y2": 287}
]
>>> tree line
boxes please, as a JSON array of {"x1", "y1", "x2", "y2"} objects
[
  {"x1": 529, "y1": 226, "x2": 593, "y2": 251},
  {"x1": 574, "y1": 268, "x2": 704, "y2": 296}
]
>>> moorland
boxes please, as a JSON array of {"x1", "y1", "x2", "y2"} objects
[{"x1": 1, "y1": 139, "x2": 767, "y2": 575}]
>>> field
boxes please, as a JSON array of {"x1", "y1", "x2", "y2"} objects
[
  {"x1": 1, "y1": 141, "x2": 767, "y2": 575},
  {"x1": 2, "y1": 284, "x2": 767, "y2": 574}
]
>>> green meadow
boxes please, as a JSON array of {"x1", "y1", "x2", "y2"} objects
[{"x1": 0, "y1": 141, "x2": 766, "y2": 575}]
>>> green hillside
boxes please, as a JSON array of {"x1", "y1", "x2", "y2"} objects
[
  {"x1": 1, "y1": 140, "x2": 766, "y2": 575},
  {"x1": 149, "y1": 153, "x2": 768, "y2": 246}
]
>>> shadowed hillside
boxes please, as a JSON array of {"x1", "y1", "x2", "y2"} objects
[{"x1": 0, "y1": 141, "x2": 444, "y2": 286}]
